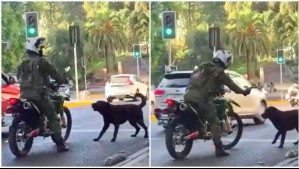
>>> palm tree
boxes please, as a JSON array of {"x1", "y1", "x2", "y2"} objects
[
  {"x1": 86, "y1": 9, "x2": 127, "y2": 74},
  {"x1": 227, "y1": 9, "x2": 269, "y2": 79},
  {"x1": 279, "y1": 12, "x2": 298, "y2": 49},
  {"x1": 127, "y1": 2, "x2": 149, "y2": 54}
]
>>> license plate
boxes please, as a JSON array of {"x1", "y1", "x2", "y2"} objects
[
  {"x1": 160, "y1": 114, "x2": 169, "y2": 120},
  {"x1": 5, "y1": 114, "x2": 13, "y2": 117},
  {"x1": 167, "y1": 95, "x2": 183, "y2": 101}
]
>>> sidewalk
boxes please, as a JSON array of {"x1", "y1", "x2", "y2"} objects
[
  {"x1": 274, "y1": 157, "x2": 298, "y2": 167},
  {"x1": 114, "y1": 147, "x2": 149, "y2": 167}
]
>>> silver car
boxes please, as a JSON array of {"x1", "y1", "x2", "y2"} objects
[{"x1": 154, "y1": 70, "x2": 267, "y2": 125}]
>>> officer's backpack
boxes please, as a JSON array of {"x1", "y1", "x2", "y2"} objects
[
  {"x1": 18, "y1": 57, "x2": 44, "y2": 92},
  {"x1": 189, "y1": 62, "x2": 222, "y2": 92}
]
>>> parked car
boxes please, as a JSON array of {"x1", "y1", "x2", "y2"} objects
[
  {"x1": 105, "y1": 74, "x2": 149, "y2": 102},
  {"x1": 154, "y1": 70, "x2": 267, "y2": 125},
  {"x1": 2, "y1": 72, "x2": 20, "y2": 126}
]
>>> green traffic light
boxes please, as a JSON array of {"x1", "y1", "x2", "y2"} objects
[
  {"x1": 28, "y1": 28, "x2": 36, "y2": 34},
  {"x1": 134, "y1": 51, "x2": 140, "y2": 57},
  {"x1": 166, "y1": 28, "x2": 172, "y2": 35},
  {"x1": 277, "y1": 56, "x2": 284, "y2": 64}
]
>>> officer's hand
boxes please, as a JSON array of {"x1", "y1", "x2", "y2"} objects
[{"x1": 243, "y1": 88, "x2": 251, "y2": 96}]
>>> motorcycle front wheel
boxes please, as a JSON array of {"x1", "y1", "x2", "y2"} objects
[
  {"x1": 165, "y1": 119, "x2": 193, "y2": 160},
  {"x1": 8, "y1": 117, "x2": 33, "y2": 157},
  {"x1": 51, "y1": 107, "x2": 72, "y2": 143},
  {"x1": 221, "y1": 112, "x2": 243, "y2": 149}
]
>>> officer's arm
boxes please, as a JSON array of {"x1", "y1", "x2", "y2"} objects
[
  {"x1": 40, "y1": 58, "x2": 65, "y2": 84},
  {"x1": 217, "y1": 72, "x2": 244, "y2": 94}
]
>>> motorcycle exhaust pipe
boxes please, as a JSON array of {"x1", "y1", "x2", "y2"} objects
[
  {"x1": 179, "y1": 103, "x2": 188, "y2": 111},
  {"x1": 23, "y1": 102, "x2": 32, "y2": 110}
]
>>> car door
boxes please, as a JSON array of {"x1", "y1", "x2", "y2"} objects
[
  {"x1": 2, "y1": 73, "x2": 20, "y2": 114},
  {"x1": 135, "y1": 76, "x2": 147, "y2": 95},
  {"x1": 225, "y1": 77, "x2": 258, "y2": 115}
]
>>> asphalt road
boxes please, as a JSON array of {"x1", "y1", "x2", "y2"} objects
[
  {"x1": 151, "y1": 104, "x2": 298, "y2": 167},
  {"x1": 2, "y1": 100, "x2": 149, "y2": 167}
]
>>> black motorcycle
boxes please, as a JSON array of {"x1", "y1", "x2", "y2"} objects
[
  {"x1": 165, "y1": 87, "x2": 247, "y2": 160},
  {"x1": 7, "y1": 67, "x2": 72, "y2": 157}
]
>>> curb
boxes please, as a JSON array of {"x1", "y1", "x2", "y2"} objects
[
  {"x1": 114, "y1": 147, "x2": 149, "y2": 167},
  {"x1": 274, "y1": 157, "x2": 298, "y2": 167},
  {"x1": 64, "y1": 101, "x2": 94, "y2": 109}
]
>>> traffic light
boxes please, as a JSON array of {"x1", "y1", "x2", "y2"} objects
[
  {"x1": 277, "y1": 49, "x2": 285, "y2": 64},
  {"x1": 162, "y1": 11, "x2": 176, "y2": 39},
  {"x1": 25, "y1": 12, "x2": 39, "y2": 38},
  {"x1": 133, "y1": 44, "x2": 141, "y2": 58}
]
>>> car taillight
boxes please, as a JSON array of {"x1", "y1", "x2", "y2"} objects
[
  {"x1": 8, "y1": 98, "x2": 18, "y2": 105},
  {"x1": 154, "y1": 90, "x2": 165, "y2": 96},
  {"x1": 166, "y1": 99, "x2": 174, "y2": 106},
  {"x1": 128, "y1": 79, "x2": 134, "y2": 85}
]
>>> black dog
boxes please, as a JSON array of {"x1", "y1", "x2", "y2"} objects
[
  {"x1": 92, "y1": 93, "x2": 148, "y2": 142},
  {"x1": 262, "y1": 106, "x2": 298, "y2": 148}
]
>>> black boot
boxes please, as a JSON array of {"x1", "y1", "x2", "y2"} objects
[
  {"x1": 215, "y1": 142, "x2": 229, "y2": 157},
  {"x1": 56, "y1": 139, "x2": 69, "y2": 153}
]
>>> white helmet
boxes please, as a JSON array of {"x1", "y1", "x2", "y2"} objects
[
  {"x1": 213, "y1": 50, "x2": 233, "y2": 68},
  {"x1": 26, "y1": 37, "x2": 47, "y2": 55}
]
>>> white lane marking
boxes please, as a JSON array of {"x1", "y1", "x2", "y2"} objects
[
  {"x1": 150, "y1": 138, "x2": 298, "y2": 143},
  {"x1": 71, "y1": 129, "x2": 145, "y2": 133}
]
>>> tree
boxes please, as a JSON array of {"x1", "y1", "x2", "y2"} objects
[
  {"x1": 227, "y1": 9, "x2": 269, "y2": 79},
  {"x1": 1, "y1": 2, "x2": 26, "y2": 72},
  {"x1": 84, "y1": 4, "x2": 128, "y2": 74}
]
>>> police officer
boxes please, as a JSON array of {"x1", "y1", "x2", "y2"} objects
[
  {"x1": 17, "y1": 37, "x2": 69, "y2": 153},
  {"x1": 184, "y1": 50, "x2": 251, "y2": 157}
]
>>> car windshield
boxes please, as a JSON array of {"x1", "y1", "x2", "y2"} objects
[
  {"x1": 2, "y1": 73, "x2": 9, "y2": 86},
  {"x1": 110, "y1": 76, "x2": 130, "y2": 83},
  {"x1": 159, "y1": 73, "x2": 191, "y2": 88}
]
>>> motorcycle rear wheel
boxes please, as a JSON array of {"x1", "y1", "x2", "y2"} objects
[
  {"x1": 8, "y1": 117, "x2": 33, "y2": 157},
  {"x1": 165, "y1": 119, "x2": 193, "y2": 160}
]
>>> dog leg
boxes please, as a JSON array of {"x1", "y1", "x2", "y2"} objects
[
  {"x1": 111, "y1": 124, "x2": 119, "y2": 142},
  {"x1": 94, "y1": 123, "x2": 110, "y2": 142},
  {"x1": 279, "y1": 131, "x2": 286, "y2": 148},
  {"x1": 272, "y1": 131, "x2": 280, "y2": 144},
  {"x1": 129, "y1": 121, "x2": 140, "y2": 137},
  {"x1": 137, "y1": 120, "x2": 148, "y2": 139}
]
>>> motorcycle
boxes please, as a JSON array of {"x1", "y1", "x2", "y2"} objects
[
  {"x1": 7, "y1": 67, "x2": 72, "y2": 157},
  {"x1": 165, "y1": 87, "x2": 246, "y2": 160}
]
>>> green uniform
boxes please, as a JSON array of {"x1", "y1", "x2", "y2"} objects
[
  {"x1": 17, "y1": 55, "x2": 65, "y2": 143},
  {"x1": 184, "y1": 62, "x2": 244, "y2": 146}
]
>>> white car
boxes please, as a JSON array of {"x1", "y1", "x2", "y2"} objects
[
  {"x1": 154, "y1": 70, "x2": 267, "y2": 125},
  {"x1": 105, "y1": 74, "x2": 148, "y2": 102}
]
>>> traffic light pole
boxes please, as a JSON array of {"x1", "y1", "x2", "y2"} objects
[
  {"x1": 169, "y1": 41, "x2": 172, "y2": 66},
  {"x1": 280, "y1": 64, "x2": 283, "y2": 100},
  {"x1": 137, "y1": 57, "x2": 140, "y2": 76},
  {"x1": 74, "y1": 43, "x2": 79, "y2": 101}
]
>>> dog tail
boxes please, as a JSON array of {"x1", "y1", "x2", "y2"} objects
[{"x1": 135, "y1": 93, "x2": 147, "y2": 108}]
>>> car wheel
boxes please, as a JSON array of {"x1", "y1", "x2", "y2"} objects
[
  {"x1": 254, "y1": 117, "x2": 265, "y2": 125},
  {"x1": 107, "y1": 97, "x2": 113, "y2": 103}
]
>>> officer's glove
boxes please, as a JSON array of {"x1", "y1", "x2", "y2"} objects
[{"x1": 243, "y1": 88, "x2": 251, "y2": 96}]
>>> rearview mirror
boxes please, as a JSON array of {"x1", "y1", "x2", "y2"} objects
[{"x1": 9, "y1": 77, "x2": 17, "y2": 84}]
